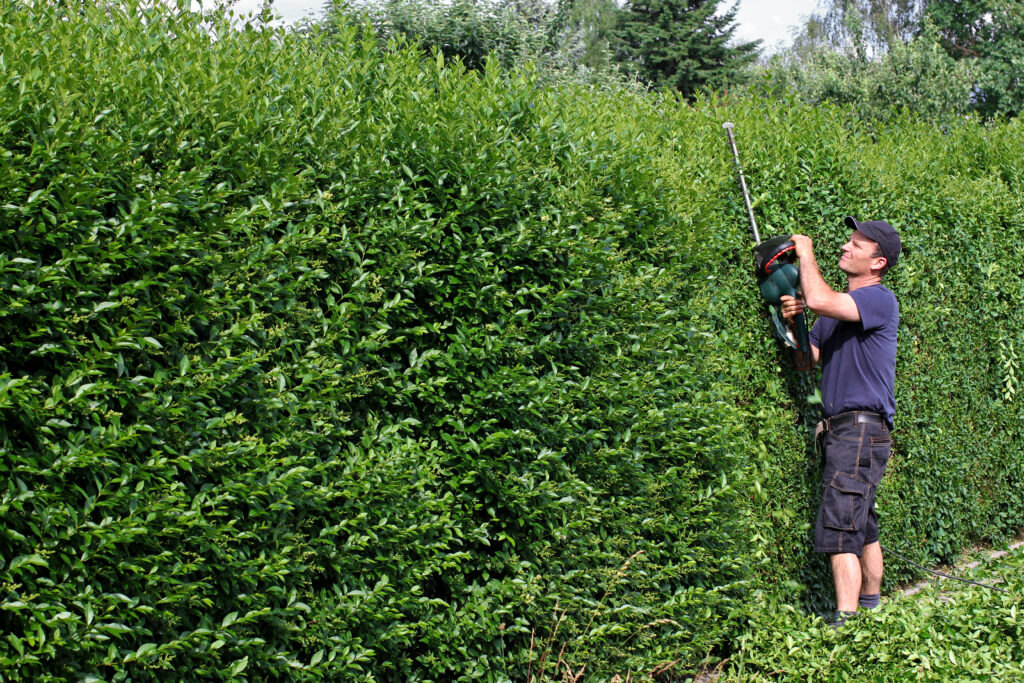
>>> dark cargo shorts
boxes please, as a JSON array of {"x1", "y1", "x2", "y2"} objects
[{"x1": 814, "y1": 415, "x2": 891, "y2": 557}]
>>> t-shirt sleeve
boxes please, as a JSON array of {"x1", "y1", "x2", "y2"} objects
[{"x1": 850, "y1": 286, "x2": 897, "y2": 332}]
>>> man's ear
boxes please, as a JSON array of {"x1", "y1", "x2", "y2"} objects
[{"x1": 872, "y1": 256, "x2": 887, "y2": 274}]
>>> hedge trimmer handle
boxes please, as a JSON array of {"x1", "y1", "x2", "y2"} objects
[
  {"x1": 791, "y1": 308, "x2": 810, "y2": 354},
  {"x1": 755, "y1": 238, "x2": 811, "y2": 353}
]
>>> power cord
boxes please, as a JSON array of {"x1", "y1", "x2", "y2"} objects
[{"x1": 881, "y1": 544, "x2": 1011, "y2": 594}]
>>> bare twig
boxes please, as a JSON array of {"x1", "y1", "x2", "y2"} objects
[
  {"x1": 559, "y1": 658, "x2": 586, "y2": 682},
  {"x1": 566, "y1": 550, "x2": 645, "y2": 664},
  {"x1": 532, "y1": 601, "x2": 565, "y2": 682},
  {"x1": 527, "y1": 628, "x2": 536, "y2": 682}
]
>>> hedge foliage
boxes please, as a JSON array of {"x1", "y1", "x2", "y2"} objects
[{"x1": 0, "y1": 1, "x2": 1022, "y2": 680}]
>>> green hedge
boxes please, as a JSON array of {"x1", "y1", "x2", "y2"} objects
[
  {"x1": 0, "y1": 2, "x2": 1022, "y2": 680},
  {"x1": 0, "y1": 3, "x2": 761, "y2": 679}
]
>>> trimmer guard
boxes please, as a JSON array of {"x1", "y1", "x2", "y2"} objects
[{"x1": 754, "y1": 235, "x2": 797, "y2": 275}]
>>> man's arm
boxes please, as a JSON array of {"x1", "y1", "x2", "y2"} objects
[
  {"x1": 790, "y1": 234, "x2": 860, "y2": 322},
  {"x1": 794, "y1": 344, "x2": 819, "y2": 372}
]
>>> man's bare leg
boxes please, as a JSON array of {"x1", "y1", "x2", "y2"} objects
[
  {"x1": 859, "y1": 541, "x2": 884, "y2": 595},
  {"x1": 855, "y1": 541, "x2": 885, "y2": 610},
  {"x1": 831, "y1": 552, "x2": 861, "y2": 613}
]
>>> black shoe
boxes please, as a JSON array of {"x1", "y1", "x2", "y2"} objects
[{"x1": 828, "y1": 610, "x2": 857, "y2": 630}]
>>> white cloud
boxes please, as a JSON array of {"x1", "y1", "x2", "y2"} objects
[{"x1": 732, "y1": 0, "x2": 821, "y2": 51}]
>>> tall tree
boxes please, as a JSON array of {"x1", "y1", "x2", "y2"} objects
[
  {"x1": 549, "y1": 0, "x2": 621, "y2": 72},
  {"x1": 789, "y1": 0, "x2": 927, "y2": 59},
  {"x1": 610, "y1": 0, "x2": 759, "y2": 96},
  {"x1": 926, "y1": 0, "x2": 1024, "y2": 117}
]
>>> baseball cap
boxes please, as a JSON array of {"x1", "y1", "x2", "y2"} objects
[{"x1": 845, "y1": 216, "x2": 901, "y2": 270}]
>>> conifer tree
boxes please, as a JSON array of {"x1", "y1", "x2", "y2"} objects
[{"x1": 610, "y1": 0, "x2": 759, "y2": 96}]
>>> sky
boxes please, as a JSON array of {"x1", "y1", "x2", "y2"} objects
[
  {"x1": 229, "y1": 0, "x2": 323, "y2": 25},
  {"x1": 229, "y1": 0, "x2": 824, "y2": 52},
  {"x1": 732, "y1": 0, "x2": 822, "y2": 52}
]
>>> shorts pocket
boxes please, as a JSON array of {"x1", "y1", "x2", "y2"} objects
[{"x1": 821, "y1": 473, "x2": 870, "y2": 531}]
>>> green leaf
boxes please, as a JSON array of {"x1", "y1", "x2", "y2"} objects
[
  {"x1": 9, "y1": 555, "x2": 47, "y2": 572},
  {"x1": 136, "y1": 643, "x2": 158, "y2": 659},
  {"x1": 229, "y1": 656, "x2": 249, "y2": 676}
]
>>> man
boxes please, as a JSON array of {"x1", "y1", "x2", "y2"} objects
[{"x1": 780, "y1": 216, "x2": 901, "y2": 627}]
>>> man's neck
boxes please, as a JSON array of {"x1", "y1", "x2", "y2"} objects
[{"x1": 847, "y1": 274, "x2": 882, "y2": 292}]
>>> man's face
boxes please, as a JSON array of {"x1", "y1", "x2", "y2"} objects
[{"x1": 838, "y1": 230, "x2": 886, "y2": 276}]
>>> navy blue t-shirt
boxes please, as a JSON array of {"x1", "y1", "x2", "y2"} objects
[{"x1": 809, "y1": 284, "x2": 899, "y2": 427}]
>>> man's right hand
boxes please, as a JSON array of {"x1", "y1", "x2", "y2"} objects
[
  {"x1": 780, "y1": 293, "x2": 817, "y2": 371},
  {"x1": 780, "y1": 294, "x2": 805, "y2": 323}
]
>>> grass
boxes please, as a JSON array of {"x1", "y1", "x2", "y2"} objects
[
  {"x1": 499, "y1": 540, "x2": 1024, "y2": 682},
  {"x1": 718, "y1": 540, "x2": 1024, "y2": 682}
]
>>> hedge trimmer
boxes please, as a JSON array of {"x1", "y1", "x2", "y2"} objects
[{"x1": 722, "y1": 122, "x2": 809, "y2": 353}]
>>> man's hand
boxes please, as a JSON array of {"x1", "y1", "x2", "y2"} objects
[
  {"x1": 790, "y1": 234, "x2": 813, "y2": 258},
  {"x1": 781, "y1": 293, "x2": 818, "y2": 371},
  {"x1": 782, "y1": 235, "x2": 820, "y2": 371},
  {"x1": 780, "y1": 293, "x2": 805, "y2": 323}
]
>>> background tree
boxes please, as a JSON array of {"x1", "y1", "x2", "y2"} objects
[
  {"x1": 610, "y1": 0, "x2": 759, "y2": 96},
  {"x1": 548, "y1": 0, "x2": 621, "y2": 73},
  {"x1": 759, "y1": 19, "x2": 974, "y2": 124},
  {"x1": 327, "y1": 0, "x2": 636, "y2": 84},
  {"x1": 789, "y1": 0, "x2": 927, "y2": 59},
  {"x1": 333, "y1": 0, "x2": 554, "y2": 71},
  {"x1": 926, "y1": 0, "x2": 1024, "y2": 117},
  {"x1": 782, "y1": 0, "x2": 1022, "y2": 119}
]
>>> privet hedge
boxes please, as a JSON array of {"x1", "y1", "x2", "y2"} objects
[{"x1": 0, "y1": 2, "x2": 1022, "y2": 681}]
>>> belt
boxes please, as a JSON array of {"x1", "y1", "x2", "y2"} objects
[
  {"x1": 813, "y1": 411, "x2": 887, "y2": 460},
  {"x1": 822, "y1": 410, "x2": 885, "y2": 431}
]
